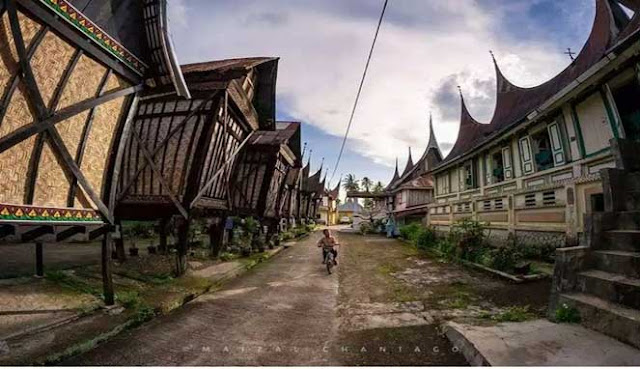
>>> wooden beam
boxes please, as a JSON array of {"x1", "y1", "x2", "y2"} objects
[
  {"x1": 0, "y1": 84, "x2": 142, "y2": 154},
  {"x1": 131, "y1": 130, "x2": 189, "y2": 219},
  {"x1": 15, "y1": 0, "x2": 142, "y2": 83},
  {"x1": 0, "y1": 25, "x2": 47, "y2": 128},
  {"x1": 46, "y1": 127, "x2": 114, "y2": 223},
  {"x1": 116, "y1": 93, "x2": 220, "y2": 201},
  {"x1": 88, "y1": 224, "x2": 113, "y2": 240},
  {"x1": 21, "y1": 225, "x2": 54, "y2": 242},
  {"x1": 49, "y1": 49, "x2": 83, "y2": 113},
  {"x1": 101, "y1": 232, "x2": 114, "y2": 305},
  {"x1": 55, "y1": 225, "x2": 86, "y2": 242},
  {"x1": 107, "y1": 96, "x2": 139, "y2": 212},
  {"x1": 7, "y1": 0, "x2": 46, "y2": 117},
  {"x1": 0, "y1": 224, "x2": 15, "y2": 239},
  {"x1": 191, "y1": 132, "x2": 255, "y2": 208},
  {"x1": 67, "y1": 69, "x2": 112, "y2": 207}
]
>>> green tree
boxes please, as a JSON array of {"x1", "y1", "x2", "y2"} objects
[
  {"x1": 373, "y1": 181, "x2": 385, "y2": 194},
  {"x1": 342, "y1": 174, "x2": 360, "y2": 192},
  {"x1": 361, "y1": 177, "x2": 373, "y2": 193}
]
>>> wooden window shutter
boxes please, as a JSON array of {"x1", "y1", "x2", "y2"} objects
[
  {"x1": 547, "y1": 122, "x2": 566, "y2": 166},
  {"x1": 519, "y1": 136, "x2": 535, "y2": 175},
  {"x1": 502, "y1": 146, "x2": 513, "y2": 179}
]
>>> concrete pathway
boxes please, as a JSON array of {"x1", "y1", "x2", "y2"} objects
[
  {"x1": 64, "y1": 233, "x2": 340, "y2": 366},
  {"x1": 446, "y1": 319, "x2": 640, "y2": 366}
]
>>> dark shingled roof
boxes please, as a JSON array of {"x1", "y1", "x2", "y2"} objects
[
  {"x1": 439, "y1": 0, "x2": 640, "y2": 167},
  {"x1": 181, "y1": 57, "x2": 279, "y2": 130}
]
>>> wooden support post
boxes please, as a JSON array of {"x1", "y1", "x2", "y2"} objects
[
  {"x1": 114, "y1": 220, "x2": 126, "y2": 261},
  {"x1": 209, "y1": 218, "x2": 225, "y2": 258},
  {"x1": 158, "y1": 218, "x2": 168, "y2": 254},
  {"x1": 35, "y1": 242, "x2": 43, "y2": 277},
  {"x1": 175, "y1": 217, "x2": 190, "y2": 276},
  {"x1": 101, "y1": 232, "x2": 115, "y2": 306}
]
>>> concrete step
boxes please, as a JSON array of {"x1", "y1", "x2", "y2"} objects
[
  {"x1": 612, "y1": 211, "x2": 640, "y2": 230},
  {"x1": 558, "y1": 292, "x2": 640, "y2": 349},
  {"x1": 578, "y1": 270, "x2": 640, "y2": 310},
  {"x1": 601, "y1": 230, "x2": 640, "y2": 252},
  {"x1": 593, "y1": 250, "x2": 640, "y2": 279}
]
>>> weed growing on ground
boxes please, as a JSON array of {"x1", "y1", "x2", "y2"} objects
[
  {"x1": 45, "y1": 270, "x2": 101, "y2": 296},
  {"x1": 377, "y1": 263, "x2": 399, "y2": 276},
  {"x1": 555, "y1": 303, "x2": 581, "y2": 323},
  {"x1": 491, "y1": 305, "x2": 535, "y2": 322},
  {"x1": 117, "y1": 290, "x2": 143, "y2": 309}
]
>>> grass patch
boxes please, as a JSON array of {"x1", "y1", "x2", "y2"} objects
[
  {"x1": 555, "y1": 303, "x2": 581, "y2": 323},
  {"x1": 491, "y1": 305, "x2": 536, "y2": 322},
  {"x1": 45, "y1": 270, "x2": 101, "y2": 296},
  {"x1": 377, "y1": 263, "x2": 400, "y2": 276}
]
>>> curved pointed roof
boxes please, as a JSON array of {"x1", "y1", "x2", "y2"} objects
[
  {"x1": 401, "y1": 148, "x2": 415, "y2": 177},
  {"x1": 328, "y1": 180, "x2": 341, "y2": 198},
  {"x1": 439, "y1": 0, "x2": 637, "y2": 167},
  {"x1": 441, "y1": 91, "x2": 490, "y2": 164},
  {"x1": 385, "y1": 158, "x2": 401, "y2": 191}
]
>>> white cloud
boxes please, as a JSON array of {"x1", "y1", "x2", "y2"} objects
[{"x1": 167, "y1": 1, "x2": 591, "y2": 169}]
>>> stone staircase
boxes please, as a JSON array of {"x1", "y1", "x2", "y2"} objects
[{"x1": 550, "y1": 139, "x2": 640, "y2": 349}]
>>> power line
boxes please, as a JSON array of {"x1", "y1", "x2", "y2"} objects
[{"x1": 328, "y1": 0, "x2": 388, "y2": 187}]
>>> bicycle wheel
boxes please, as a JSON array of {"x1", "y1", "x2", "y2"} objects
[{"x1": 326, "y1": 254, "x2": 333, "y2": 274}]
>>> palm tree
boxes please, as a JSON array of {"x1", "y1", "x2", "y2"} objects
[
  {"x1": 361, "y1": 177, "x2": 373, "y2": 193},
  {"x1": 342, "y1": 174, "x2": 360, "y2": 192},
  {"x1": 373, "y1": 181, "x2": 385, "y2": 194}
]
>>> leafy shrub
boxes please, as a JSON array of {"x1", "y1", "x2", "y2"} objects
[
  {"x1": 359, "y1": 222, "x2": 375, "y2": 235},
  {"x1": 399, "y1": 223, "x2": 422, "y2": 242},
  {"x1": 490, "y1": 244, "x2": 522, "y2": 273},
  {"x1": 450, "y1": 218, "x2": 488, "y2": 263},
  {"x1": 520, "y1": 242, "x2": 557, "y2": 263},
  {"x1": 117, "y1": 290, "x2": 142, "y2": 309},
  {"x1": 416, "y1": 226, "x2": 437, "y2": 250},
  {"x1": 555, "y1": 303, "x2": 581, "y2": 323}
]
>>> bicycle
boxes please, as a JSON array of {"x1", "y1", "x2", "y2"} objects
[{"x1": 323, "y1": 246, "x2": 338, "y2": 275}]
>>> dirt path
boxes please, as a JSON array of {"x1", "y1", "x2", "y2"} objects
[{"x1": 335, "y1": 230, "x2": 550, "y2": 366}]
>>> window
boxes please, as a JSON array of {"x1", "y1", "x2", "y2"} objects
[
  {"x1": 525, "y1": 193, "x2": 536, "y2": 207},
  {"x1": 462, "y1": 161, "x2": 477, "y2": 190},
  {"x1": 542, "y1": 191, "x2": 556, "y2": 206},
  {"x1": 502, "y1": 146, "x2": 513, "y2": 179},
  {"x1": 495, "y1": 198, "x2": 504, "y2": 210},
  {"x1": 610, "y1": 69, "x2": 640, "y2": 141},
  {"x1": 519, "y1": 136, "x2": 534, "y2": 175},
  {"x1": 531, "y1": 129, "x2": 554, "y2": 171},
  {"x1": 491, "y1": 150, "x2": 504, "y2": 183}
]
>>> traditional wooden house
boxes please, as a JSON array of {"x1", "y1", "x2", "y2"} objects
[
  {"x1": 317, "y1": 181, "x2": 340, "y2": 225},
  {"x1": 115, "y1": 57, "x2": 279, "y2": 272},
  {"x1": 228, "y1": 121, "x2": 301, "y2": 233},
  {"x1": 427, "y1": 0, "x2": 640, "y2": 252},
  {"x1": 385, "y1": 118, "x2": 442, "y2": 226},
  {"x1": 0, "y1": 0, "x2": 191, "y2": 303}
]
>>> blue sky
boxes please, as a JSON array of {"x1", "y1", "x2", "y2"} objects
[{"x1": 168, "y1": 0, "x2": 594, "y2": 188}]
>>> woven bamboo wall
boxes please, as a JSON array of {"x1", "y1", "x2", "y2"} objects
[
  {"x1": 33, "y1": 142, "x2": 70, "y2": 206},
  {"x1": 30, "y1": 30, "x2": 75, "y2": 108},
  {"x1": 57, "y1": 54, "x2": 106, "y2": 110},
  {"x1": 0, "y1": 8, "x2": 134, "y2": 211}
]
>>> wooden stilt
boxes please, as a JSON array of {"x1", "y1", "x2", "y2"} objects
[
  {"x1": 114, "y1": 220, "x2": 126, "y2": 261},
  {"x1": 175, "y1": 217, "x2": 190, "y2": 276},
  {"x1": 209, "y1": 218, "x2": 224, "y2": 258},
  {"x1": 101, "y1": 232, "x2": 115, "y2": 306},
  {"x1": 35, "y1": 242, "x2": 43, "y2": 277},
  {"x1": 158, "y1": 217, "x2": 168, "y2": 254}
]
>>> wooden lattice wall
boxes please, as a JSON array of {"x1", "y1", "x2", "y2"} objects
[{"x1": 0, "y1": 3, "x2": 140, "y2": 224}]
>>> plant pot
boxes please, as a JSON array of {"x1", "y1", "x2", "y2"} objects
[
  {"x1": 129, "y1": 247, "x2": 139, "y2": 257},
  {"x1": 147, "y1": 246, "x2": 157, "y2": 254}
]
